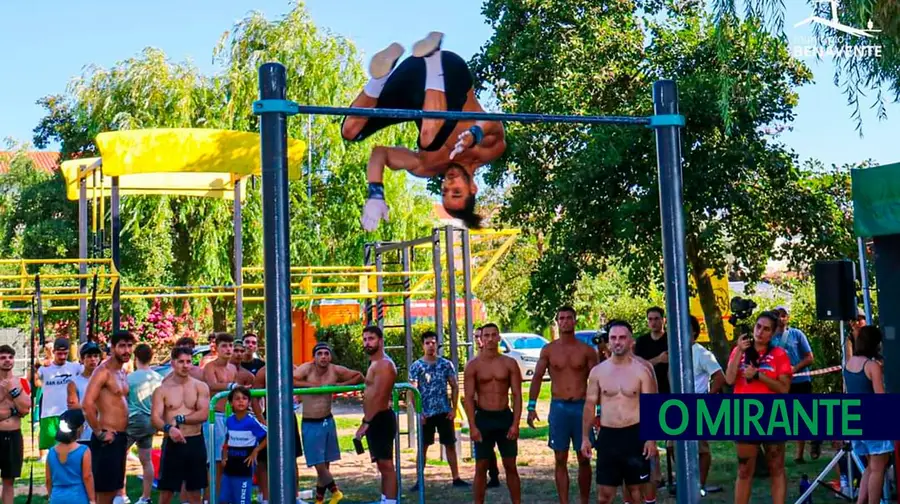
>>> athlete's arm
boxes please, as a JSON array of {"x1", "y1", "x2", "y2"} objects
[
  {"x1": 10, "y1": 376, "x2": 31, "y2": 414},
  {"x1": 362, "y1": 361, "x2": 392, "y2": 422},
  {"x1": 508, "y1": 358, "x2": 522, "y2": 440},
  {"x1": 66, "y1": 381, "x2": 80, "y2": 409},
  {"x1": 182, "y1": 381, "x2": 211, "y2": 425},
  {"x1": 150, "y1": 387, "x2": 166, "y2": 431},
  {"x1": 463, "y1": 360, "x2": 480, "y2": 441},
  {"x1": 447, "y1": 363, "x2": 460, "y2": 418},
  {"x1": 203, "y1": 363, "x2": 234, "y2": 393},
  {"x1": 82, "y1": 447, "x2": 96, "y2": 503},
  {"x1": 868, "y1": 361, "x2": 885, "y2": 393},
  {"x1": 45, "y1": 457, "x2": 52, "y2": 495},
  {"x1": 82, "y1": 367, "x2": 106, "y2": 434},
  {"x1": 581, "y1": 368, "x2": 601, "y2": 458},
  {"x1": 527, "y1": 345, "x2": 550, "y2": 422},
  {"x1": 334, "y1": 365, "x2": 365, "y2": 386},
  {"x1": 709, "y1": 370, "x2": 726, "y2": 394},
  {"x1": 366, "y1": 146, "x2": 425, "y2": 184},
  {"x1": 725, "y1": 346, "x2": 744, "y2": 386},
  {"x1": 252, "y1": 369, "x2": 266, "y2": 422},
  {"x1": 640, "y1": 365, "x2": 659, "y2": 459}
]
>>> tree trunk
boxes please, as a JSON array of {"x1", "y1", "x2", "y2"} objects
[
  {"x1": 211, "y1": 298, "x2": 229, "y2": 332},
  {"x1": 687, "y1": 237, "x2": 731, "y2": 367}
]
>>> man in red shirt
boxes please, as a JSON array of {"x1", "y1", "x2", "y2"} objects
[{"x1": 725, "y1": 311, "x2": 792, "y2": 504}]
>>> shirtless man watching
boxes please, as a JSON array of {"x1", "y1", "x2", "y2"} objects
[
  {"x1": 229, "y1": 341, "x2": 255, "y2": 388},
  {"x1": 295, "y1": 342, "x2": 364, "y2": 504},
  {"x1": 581, "y1": 321, "x2": 658, "y2": 504},
  {"x1": 201, "y1": 332, "x2": 240, "y2": 494},
  {"x1": 165, "y1": 337, "x2": 204, "y2": 381},
  {"x1": 342, "y1": 31, "x2": 506, "y2": 230},
  {"x1": 528, "y1": 306, "x2": 598, "y2": 504},
  {"x1": 83, "y1": 330, "x2": 134, "y2": 504},
  {"x1": 151, "y1": 347, "x2": 211, "y2": 504},
  {"x1": 354, "y1": 326, "x2": 399, "y2": 504},
  {"x1": 0, "y1": 345, "x2": 30, "y2": 504},
  {"x1": 464, "y1": 323, "x2": 522, "y2": 504}
]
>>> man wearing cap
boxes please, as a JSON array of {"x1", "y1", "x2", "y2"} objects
[
  {"x1": 294, "y1": 341, "x2": 364, "y2": 504},
  {"x1": 66, "y1": 342, "x2": 103, "y2": 446},
  {"x1": 36, "y1": 338, "x2": 83, "y2": 453},
  {"x1": 771, "y1": 305, "x2": 817, "y2": 462},
  {"x1": 229, "y1": 340, "x2": 256, "y2": 388}
]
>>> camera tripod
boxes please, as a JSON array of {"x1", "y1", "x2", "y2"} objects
[{"x1": 794, "y1": 441, "x2": 866, "y2": 503}]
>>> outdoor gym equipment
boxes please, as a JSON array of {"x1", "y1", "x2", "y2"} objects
[
  {"x1": 206, "y1": 384, "x2": 424, "y2": 504},
  {"x1": 253, "y1": 61, "x2": 697, "y2": 504}
]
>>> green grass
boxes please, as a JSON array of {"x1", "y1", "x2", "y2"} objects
[{"x1": 13, "y1": 458, "x2": 155, "y2": 504}]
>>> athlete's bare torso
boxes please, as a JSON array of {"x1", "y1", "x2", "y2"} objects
[
  {"x1": 158, "y1": 377, "x2": 209, "y2": 437},
  {"x1": 544, "y1": 339, "x2": 598, "y2": 400},
  {"x1": 589, "y1": 356, "x2": 654, "y2": 428}
]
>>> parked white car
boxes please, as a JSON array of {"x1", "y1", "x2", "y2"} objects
[{"x1": 499, "y1": 333, "x2": 550, "y2": 381}]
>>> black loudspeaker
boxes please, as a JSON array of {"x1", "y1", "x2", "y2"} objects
[{"x1": 814, "y1": 260, "x2": 857, "y2": 321}]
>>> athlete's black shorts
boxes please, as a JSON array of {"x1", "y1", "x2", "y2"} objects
[
  {"x1": 0, "y1": 430, "x2": 23, "y2": 479},
  {"x1": 595, "y1": 424, "x2": 652, "y2": 487},
  {"x1": 344, "y1": 50, "x2": 474, "y2": 151},
  {"x1": 157, "y1": 434, "x2": 209, "y2": 492},
  {"x1": 90, "y1": 431, "x2": 129, "y2": 492},
  {"x1": 258, "y1": 413, "x2": 302, "y2": 462},
  {"x1": 473, "y1": 408, "x2": 517, "y2": 460},
  {"x1": 365, "y1": 409, "x2": 397, "y2": 462},
  {"x1": 423, "y1": 413, "x2": 456, "y2": 447}
]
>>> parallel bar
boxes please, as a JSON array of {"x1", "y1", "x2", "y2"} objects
[
  {"x1": 234, "y1": 178, "x2": 244, "y2": 338},
  {"x1": 291, "y1": 104, "x2": 651, "y2": 126},
  {"x1": 431, "y1": 229, "x2": 444, "y2": 349},
  {"x1": 78, "y1": 166, "x2": 88, "y2": 343},
  {"x1": 374, "y1": 235, "x2": 433, "y2": 254},
  {"x1": 111, "y1": 176, "x2": 121, "y2": 332},
  {"x1": 257, "y1": 62, "x2": 297, "y2": 504},
  {"x1": 652, "y1": 80, "x2": 699, "y2": 504}
]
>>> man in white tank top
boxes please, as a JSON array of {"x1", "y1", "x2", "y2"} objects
[{"x1": 66, "y1": 342, "x2": 102, "y2": 445}]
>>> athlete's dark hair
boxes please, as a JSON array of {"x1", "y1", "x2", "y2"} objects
[
  {"x1": 606, "y1": 320, "x2": 633, "y2": 335},
  {"x1": 171, "y1": 346, "x2": 193, "y2": 361},
  {"x1": 646, "y1": 307, "x2": 665, "y2": 318},
  {"x1": 443, "y1": 164, "x2": 483, "y2": 229},
  {"x1": 688, "y1": 315, "x2": 701, "y2": 339},
  {"x1": 481, "y1": 323, "x2": 499, "y2": 333},
  {"x1": 110, "y1": 331, "x2": 135, "y2": 347},
  {"x1": 556, "y1": 306, "x2": 576, "y2": 319},
  {"x1": 215, "y1": 333, "x2": 235, "y2": 345},
  {"x1": 756, "y1": 311, "x2": 780, "y2": 332},
  {"x1": 421, "y1": 330, "x2": 438, "y2": 343},
  {"x1": 175, "y1": 336, "x2": 196, "y2": 349},
  {"x1": 228, "y1": 386, "x2": 252, "y2": 403},
  {"x1": 0, "y1": 345, "x2": 15, "y2": 357},
  {"x1": 243, "y1": 333, "x2": 258, "y2": 341},
  {"x1": 134, "y1": 343, "x2": 153, "y2": 365},
  {"x1": 56, "y1": 408, "x2": 85, "y2": 444},
  {"x1": 363, "y1": 325, "x2": 383, "y2": 339},
  {"x1": 854, "y1": 326, "x2": 882, "y2": 359}
]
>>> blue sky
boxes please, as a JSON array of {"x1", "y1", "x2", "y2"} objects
[{"x1": 1, "y1": 0, "x2": 896, "y2": 168}]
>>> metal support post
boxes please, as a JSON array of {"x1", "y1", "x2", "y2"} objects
[
  {"x1": 234, "y1": 178, "x2": 244, "y2": 338},
  {"x1": 445, "y1": 226, "x2": 459, "y2": 369},
  {"x1": 431, "y1": 228, "x2": 444, "y2": 348},
  {"x1": 364, "y1": 244, "x2": 374, "y2": 325},
  {"x1": 376, "y1": 250, "x2": 385, "y2": 329},
  {"x1": 257, "y1": 62, "x2": 298, "y2": 504},
  {"x1": 78, "y1": 166, "x2": 88, "y2": 343},
  {"x1": 402, "y1": 247, "x2": 416, "y2": 449},
  {"x1": 652, "y1": 80, "x2": 699, "y2": 504},
  {"x1": 857, "y1": 237, "x2": 873, "y2": 324},
  {"x1": 111, "y1": 176, "x2": 121, "y2": 332},
  {"x1": 461, "y1": 228, "x2": 475, "y2": 363}
]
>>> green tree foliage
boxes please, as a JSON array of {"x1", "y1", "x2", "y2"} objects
[
  {"x1": 473, "y1": 6, "x2": 853, "y2": 364},
  {"x1": 22, "y1": 3, "x2": 434, "y2": 335}
]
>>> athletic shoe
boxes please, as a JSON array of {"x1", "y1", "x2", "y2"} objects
[
  {"x1": 369, "y1": 43, "x2": 404, "y2": 79},
  {"x1": 412, "y1": 31, "x2": 444, "y2": 57},
  {"x1": 452, "y1": 478, "x2": 471, "y2": 487},
  {"x1": 135, "y1": 498, "x2": 151, "y2": 504},
  {"x1": 410, "y1": 482, "x2": 420, "y2": 492},
  {"x1": 487, "y1": 477, "x2": 501, "y2": 488},
  {"x1": 328, "y1": 489, "x2": 344, "y2": 504}
]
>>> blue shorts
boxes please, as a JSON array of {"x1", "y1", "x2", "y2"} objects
[
  {"x1": 213, "y1": 412, "x2": 227, "y2": 462},
  {"x1": 301, "y1": 414, "x2": 341, "y2": 467},
  {"x1": 219, "y1": 474, "x2": 253, "y2": 504},
  {"x1": 852, "y1": 440, "x2": 894, "y2": 456},
  {"x1": 548, "y1": 399, "x2": 585, "y2": 452}
]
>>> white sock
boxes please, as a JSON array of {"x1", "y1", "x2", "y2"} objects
[
  {"x1": 424, "y1": 51, "x2": 444, "y2": 92},
  {"x1": 380, "y1": 495, "x2": 386, "y2": 503},
  {"x1": 364, "y1": 75, "x2": 390, "y2": 98},
  {"x1": 385, "y1": 499, "x2": 397, "y2": 504}
]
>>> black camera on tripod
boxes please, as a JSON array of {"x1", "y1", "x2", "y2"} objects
[{"x1": 728, "y1": 296, "x2": 760, "y2": 365}]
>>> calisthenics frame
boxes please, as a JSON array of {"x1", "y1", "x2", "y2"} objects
[{"x1": 254, "y1": 62, "x2": 699, "y2": 504}]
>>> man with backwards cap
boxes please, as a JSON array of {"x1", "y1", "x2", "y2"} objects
[
  {"x1": 36, "y1": 338, "x2": 83, "y2": 454},
  {"x1": 294, "y1": 341, "x2": 364, "y2": 504}
]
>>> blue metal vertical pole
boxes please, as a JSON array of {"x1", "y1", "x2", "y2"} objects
[
  {"x1": 234, "y1": 178, "x2": 244, "y2": 338},
  {"x1": 258, "y1": 62, "x2": 297, "y2": 504},
  {"x1": 652, "y1": 80, "x2": 699, "y2": 504}
]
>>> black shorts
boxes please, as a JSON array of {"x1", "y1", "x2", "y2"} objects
[
  {"x1": 474, "y1": 408, "x2": 517, "y2": 461},
  {"x1": 258, "y1": 413, "x2": 302, "y2": 462},
  {"x1": 790, "y1": 381, "x2": 813, "y2": 394},
  {"x1": 345, "y1": 50, "x2": 474, "y2": 151},
  {"x1": 365, "y1": 409, "x2": 397, "y2": 462},
  {"x1": 595, "y1": 424, "x2": 651, "y2": 487},
  {"x1": 423, "y1": 413, "x2": 456, "y2": 447},
  {"x1": 158, "y1": 434, "x2": 209, "y2": 492},
  {"x1": 90, "y1": 431, "x2": 129, "y2": 493},
  {"x1": 0, "y1": 430, "x2": 23, "y2": 479}
]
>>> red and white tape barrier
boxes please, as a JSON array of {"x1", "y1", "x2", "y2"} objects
[{"x1": 793, "y1": 365, "x2": 842, "y2": 377}]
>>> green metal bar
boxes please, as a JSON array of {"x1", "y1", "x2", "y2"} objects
[{"x1": 206, "y1": 383, "x2": 424, "y2": 504}]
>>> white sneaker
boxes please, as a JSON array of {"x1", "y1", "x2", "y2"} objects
[
  {"x1": 369, "y1": 43, "x2": 404, "y2": 79},
  {"x1": 135, "y1": 498, "x2": 152, "y2": 504},
  {"x1": 412, "y1": 31, "x2": 444, "y2": 57}
]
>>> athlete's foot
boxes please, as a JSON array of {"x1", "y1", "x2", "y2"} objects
[
  {"x1": 452, "y1": 478, "x2": 471, "y2": 487},
  {"x1": 328, "y1": 489, "x2": 344, "y2": 504},
  {"x1": 412, "y1": 31, "x2": 444, "y2": 57},
  {"x1": 487, "y1": 477, "x2": 501, "y2": 488},
  {"x1": 369, "y1": 43, "x2": 404, "y2": 79}
]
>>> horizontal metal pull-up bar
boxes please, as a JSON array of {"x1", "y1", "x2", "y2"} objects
[{"x1": 252, "y1": 100, "x2": 686, "y2": 128}]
